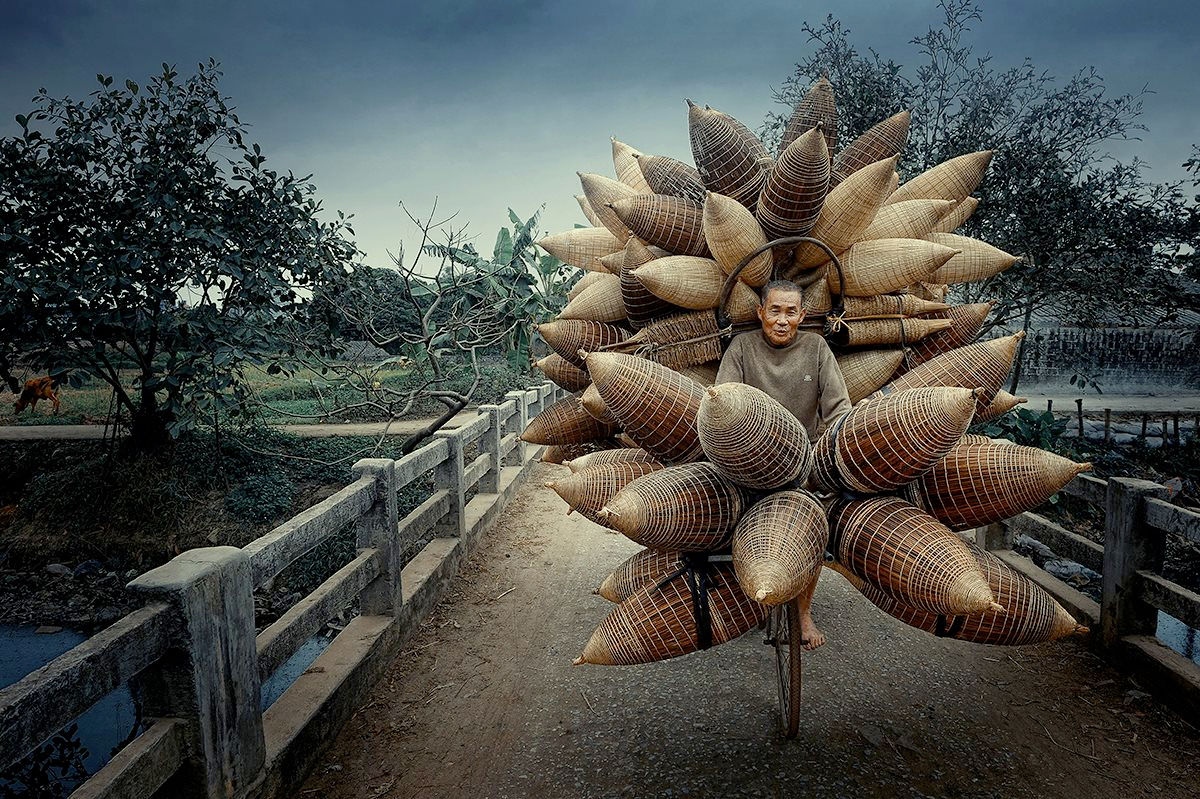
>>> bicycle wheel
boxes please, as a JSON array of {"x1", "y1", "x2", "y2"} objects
[{"x1": 769, "y1": 599, "x2": 803, "y2": 738}]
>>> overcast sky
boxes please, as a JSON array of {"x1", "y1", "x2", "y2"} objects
[{"x1": 4, "y1": 0, "x2": 1198, "y2": 266}]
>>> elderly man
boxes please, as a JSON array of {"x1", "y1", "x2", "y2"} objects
[{"x1": 715, "y1": 278, "x2": 851, "y2": 649}]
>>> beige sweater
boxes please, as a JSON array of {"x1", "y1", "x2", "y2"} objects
[{"x1": 715, "y1": 330, "x2": 852, "y2": 440}]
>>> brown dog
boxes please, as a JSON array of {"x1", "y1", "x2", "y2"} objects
[{"x1": 13, "y1": 376, "x2": 61, "y2": 415}]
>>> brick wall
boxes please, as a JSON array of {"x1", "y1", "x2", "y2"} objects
[{"x1": 1016, "y1": 327, "x2": 1200, "y2": 392}]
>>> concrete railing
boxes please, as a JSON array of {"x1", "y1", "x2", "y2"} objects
[
  {"x1": 978, "y1": 473, "x2": 1200, "y2": 720},
  {"x1": 0, "y1": 381, "x2": 565, "y2": 799}
]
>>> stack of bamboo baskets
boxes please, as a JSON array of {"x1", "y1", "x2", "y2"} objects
[{"x1": 526, "y1": 78, "x2": 1090, "y2": 670}]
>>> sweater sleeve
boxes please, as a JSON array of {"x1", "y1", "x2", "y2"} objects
[
  {"x1": 715, "y1": 335, "x2": 745, "y2": 384},
  {"x1": 816, "y1": 339, "x2": 852, "y2": 430}
]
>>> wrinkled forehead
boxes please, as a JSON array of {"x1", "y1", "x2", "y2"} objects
[{"x1": 760, "y1": 288, "x2": 803, "y2": 308}]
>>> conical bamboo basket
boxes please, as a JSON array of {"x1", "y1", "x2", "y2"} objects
[
  {"x1": 688, "y1": 101, "x2": 773, "y2": 211},
  {"x1": 620, "y1": 237, "x2": 685, "y2": 329},
  {"x1": 576, "y1": 560, "x2": 765, "y2": 666},
  {"x1": 538, "y1": 227, "x2": 624, "y2": 272},
  {"x1": 546, "y1": 461, "x2": 664, "y2": 526},
  {"x1": 678, "y1": 361, "x2": 719, "y2": 386},
  {"x1": 541, "y1": 440, "x2": 621, "y2": 465},
  {"x1": 635, "y1": 153, "x2": 707, "y2": 204},
  {"x1": 633, "y1": 256, "x2": 725, "y2": 309},
  {"x1": 928, "y1": 233, "x2": 1020, "y2": 284},
  {"x1": 697, "y1": 383, "x2": 813, "y2": 490},
  {"x1": 622, "y1": 310, "x2": 724, "y2": 370},
  {"x1": 581, "y1": 382, "x2": 618, "y2": 425},
  {"x1": 611, "y1": 138, "x2": 653, "y2": 193},
  {"x1": 537, "y1": 319, "x2": 628, "y2": 370},
  {"x1": 841, "y1": 294, "x2": 949, "y2": 317},
  {"x1": 825, "y1": 238, "x2": 959, "y2": 296},
  {"x1": 732, "y1": 490, "x2": 828, "y2": 605},
  {"x1": 609, "y1": 195, "x2": 710, "y2": 257},
  {"x1": 829, "y1": 496, "x2": 1001, "y2": 615},
  {"x1": 600, "y1": 462, "x2": 745, "y2": 550},
  {"x1": 909, "y1": 281, "x2": 948, "y2": 302},
  {"x1": 703, "y1": 192, "x2": 773, "y2": 287},
  {"x1": 567, "y1": 270, "x2": 608, "y2": 301},
  {"x1": 802, "y1": 276, "x2": 832, "y2": 314},
  {"x1": 859, "y1": 199, "x2": 955, "y2": 242},
  {"x1": 576, "y1": 194, "x2": 602, "y2": 227},
  {"x1": 787, "y1": 156, "x2": 900, "y2": 272},
  {"x1": 881, "y1": 332, "x2": 1025, "y2": 408},
  {"x1": 584, "y1": 351, "x2": 706, "y2": 464},
  {"x1": 834, "y1": 545, "x2": 1085, "y2": 645},
  {"x1": 560, "y1": 274, "x2": 626, "y2": 323},
  {"x1": 831, "y1": 316, "x2": 954, "y2": 347},
  {"x1": 757, "y1": 127, "x2": 830, "y2": 243},
  {"x1": 779, "y1": 76, "x2": 838, "y2": 157},
  {"x1": 899, "y1": 301, "x2": 994, "y2": 372},
  {"x1": 567, "y1": 447, "x2": 663, "y2": 473},
  {"x1": 521, "y1": 394, "x2": 619, "y2": 446},
  {"x1": 835, "y1": 349, "x2": 905, "y2": 404},
  {"x1": 534, "y1": 353, "x2": 591, "y2": 392},
  {"x1": 579, "y1": 172, "x2": 637, "y2": 240},
  {"x1": 887, "y1": 150, "x2": 993, "y2": 205},
  {"x1": 975, "y1": 390, "x2": 1027, "y2": 422},
  {"x1": 830, "y1": 110, "x2": 911, "y2": 188},
  {"x1": 812, "y1": 386, "x2": 981, "y2": 493},
  {"x1": 930, "y1": 196, "x2": 979, "y2": 234},
  {"x1": 597, "y1": 251, "x2": 626, "y2": 276},
  {"x1": 597, "y1": 548, "x2": 682, "y2": 603},
  {"x1": 908, "y1": 441, "x2": 1093, "y2": 531}
]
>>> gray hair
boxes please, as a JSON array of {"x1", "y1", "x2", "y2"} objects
[{"x1": 758, "y1": 279, "x2": 803, "y2": 306}]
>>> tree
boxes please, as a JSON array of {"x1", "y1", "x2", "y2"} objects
[
  {"x1": 0, "y1": 61, "x2": 359, "y2": 450},
  {"x1": 765, "y1": 0, "x2": 1198, "y2": 391}
]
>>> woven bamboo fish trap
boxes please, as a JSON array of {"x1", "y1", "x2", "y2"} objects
[
  {"x1": 835, "y1": 349, "x2": 905, "y2": 404},
  {"x1": 956, "y1": 433, "x2": 1017, "y2": 448},
  {"x1": 540, "y1": 439, "x2": 622, "y2": 465},
  {"x1": 732, "y1": 490, "x2": 827, "y2": 605},
  {"x1": 575, "y1": 560, "x2": 766, "y2": 666},
  {"x1": 619, "y1": 310, "x2": 725, "y2": 371},
  {"x1": 579, "y1": 172, "x2": 637, "y2": 240},
  {"x1": 611, "y1": 138, "x2": 653, "y2": 194},
  {"x1": 620, "y1": 237, "x2": 684, "y2": 329},
  {"x1": 560, "y1": 273, "x2": 626, "y2": 323},
  {"x1": 634, "y1": 153, "x2": 708, "y2": 205},
  {"x1": 566, "y1": 447, "x2": 663, "y2": 473},
  {"x1": 787, "y1": 156, "x2": 900, "y2": 272},
  {"x1": 881, "y1": 331, "x2": 1025, "y2": 408},
  {"x1": 908, "y1": 441, "x2": 1092, "y2": 531},
  {"x1": 537, "y1": 319, "x2": 628, "y2": 370},
  {"x1": 534, "y1": 353, "x2": 591, "y2": 392},
  {"x1": 830, "y1": 110, "x2": 911, "y2": 188},
  {"x1": 930, "y1": 196, "x2": 979, "y2": 234},
  {"x1": 830, "y1": 316, "x2": 954, "y2": 348},
  {"x1": 829, "y1": 496, "x2": 1001, "y2": 615},
  {"x1": 697, "y1": 383, "x2": 813, "y2": 490},
  {"x1": 975, "y1": 390, "x2": 1027, "y2": 422},
  {"x1": 576, "y1": 194, "x2": 602, "y2": 227},
  {"x1": 599, "y1": 462, "x2": 745, "y2": 550},
  {"x1": 802, "y1": 276, "x2": 832, "y2": 314},
  {"x1": 538, "y1": 227, "x2": 624, "y2": 272},
  {"x1": 779, "y1": 76, "x2": 838, "y2": 157},
  {"x1": 703, "y1": 192, "x2": 773, "y2": 287},
  {"x1": 609, "y1": 195, "x2": 711, "y2": 257},
  {"x1": 567, "y1": 270, "x2": 607, "y2": 301},
  {"x1": 679, "y1": 361, "x2": 719, "y2": 386},
  {"x1": 859, "y1": 199, "x2": 955, "y2": 242},
  {"x1": 633, "y1": 256, "x2": 725, "y2": 309},
  {"x1": 584, "y1": 351, "x2": 706, "y2": 464},
  {"x1": 757, "y1": 127, "x2": 830, "y2": 244},
  {"x1": 688, "y1": 101, "x2": 773, "y2": 211},
  {"x1": 908, "y1": 281, "x2": 949, "y2": 302},
  {"x1": 927, "y1": 233, "x2": 1020, "y2": 284},
  {"x1": 522, "y1": 394, "x2": 619, "y2": 446},
  {"x1": 580, "y1": 382, "x2": 618, "y2": 425},
  {"x1": 887, "y1": 150, "x2": 993, "y2": 205},
  {"x1": 899, "y1": 301, "x2": 994, "y2": 372},
  {"x1": 546, "y1": 461, "x2": 664, "y2": 526},
  {"x1": 812, "y1": 386, "x2": 982, "y2": 493},
  {"x1": 841, "y1": 294, "x2": 949, "y2": 317},
  {"x1": 597, "y1": 548, "x2": 682, "y2": 603},
  {"x1": 825, "y1": 238, "x2": 959, "y2": 296},
  {"x1": 597, "y1": 251, "x2": 626, "y2": 276}
]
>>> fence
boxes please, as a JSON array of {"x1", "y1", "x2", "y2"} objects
[
  {"x1": 0, "y1": 382, "x2": 566, "y2": 799},
  {"x1": 977, "y1": 472, "x2": 1200, "y2": 719}
]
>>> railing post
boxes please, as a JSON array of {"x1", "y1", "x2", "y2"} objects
[
  {"x1": 352, "y1": 458, "x2": 400, "y2": 615},
  {"x1": 434, "y1": 429, "x2": 466, "y2": 536},
  {"x1": 127, "y1": 547, "x2": 265, "y2": 798},
  {"x1": 1099, "y1": 477, "x2": 1171, "y2": 649},
  {"x1": 525, "y1": 387, "x2": 543, "y2": 421},
  {"x1": 478, "y1": 405, "x2": 503, "y2": 494},
  {"x1": 975, "y1": 521, "x2": 1012, "y2": 552},
  {"x1": 505, "y1": 390, "x2": 529, "y2": 465}
]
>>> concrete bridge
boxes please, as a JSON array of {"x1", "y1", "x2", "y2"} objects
[{"x1": 2, "y1": 382, "x2": 1198, "y2": 798}]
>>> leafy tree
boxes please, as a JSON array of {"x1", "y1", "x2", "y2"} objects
[
  {"x1": 0, "y1": 61, "x2": 359, "y2": 450},
  {"x1": 766, "y1": 0, "x2": 1199, "y2": 391}
]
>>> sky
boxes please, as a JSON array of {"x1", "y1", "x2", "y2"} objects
[{"x1": 3, "y1": 0, "x2": 1198, "y2": 267}]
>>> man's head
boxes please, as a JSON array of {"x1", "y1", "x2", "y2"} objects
[{"x1": 757, "y1": 279, "x2": 805, "y2": 347}]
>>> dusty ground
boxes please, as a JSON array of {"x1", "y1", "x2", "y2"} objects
[{"x1": 301, "y1": 463, "x2": 1199, "y2": 799}]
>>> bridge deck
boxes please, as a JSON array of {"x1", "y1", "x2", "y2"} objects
[{"x1": 302, "y1": 463, "x2": 1199, "y2": 798}]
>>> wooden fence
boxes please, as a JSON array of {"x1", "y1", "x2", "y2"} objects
[
  {"x1": 978, "y1": 473, "x2": 1200, "y2": 719},
  {"x1": 0, "y1": 382, "x2": 565, "y2": 799}
]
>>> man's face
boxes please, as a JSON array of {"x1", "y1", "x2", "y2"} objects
[{"x1": 757, "y1": 288, "x2": 805, "y2": 347}]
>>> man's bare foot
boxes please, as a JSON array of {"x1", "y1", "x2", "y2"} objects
[{"x1": 799, "y1": 611, "x2": 826, "y2": 651}]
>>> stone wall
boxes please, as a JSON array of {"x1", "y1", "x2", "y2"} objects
[{"x1": 1016, "y1": 326, "x2": 1200, "y2": 392}]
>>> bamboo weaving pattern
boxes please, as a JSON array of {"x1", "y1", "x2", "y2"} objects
[
  {"x1": 609, "y1": 195, "x2": 711, "y2": 257},
  {"x1": 688, "y1": 102, "x2": 773, "y2": 211},
  {"x1": 830, "y1": 110, "x2": 911, "y2": 188},
  {"x1": 788, "y1": 156, "x2": 900, "y2": 272},
  {"x1": 581, "y1": 383, "x2": 618, "y2": 425},
  {"x1": 881, "y1": 332, "x2": 1025, "y2": 409},
  {"x1": 521, "y1": 394, "x2": 619, "y2": 446},
  {"x1": 579, "y1": 171, "x2": 638, "y2": 240},
  {"x1": 634, "y1": 256, "x2": 726, "y2": 309},
  {"x1": 546, "y1": 461, "x2": 664, "y2": 526},
  {"x1": 887, "y1": 150, "x2": 993, "y2": 205},
  {"x1": 635, "y1": 154, "x2": 708, "y2": 204},
  {"x1": 597, "y1": 548, "x2": 683, "y2": 603},
  {"x1": 975, "y1": 390, "x2": 1027, "y2": 422},
  {"x1": 778, "y1": 76, "x2": 838, "y2": 157},
  {"x1": 825, "y1": 238, "x2": 959, "y2": 296},
  {"x1": 831, "y1": 316, "x2": 954, "y2": 348},
  {"x1": 538, "y1": 227, "x2": 624, "y2": 272},
  {"x1": 559, "y1": 273, "x2": 626, "y2": 323},
  {"x1": 537, "y1": 319, "x2": 629, "y2": 370},
  {"x1": 622, "y1": 310, "x2": 723, "y2": 371},
  {"x1": 900, "y1": 301, "x2": 994, "y2": 371},
  {"x1": 930, "y1": 196, "x2": 979, "y2": 234},
  {"x1": 835, "y1": 349, "x2": 905, "y2": 404},
  {"x1": 859, "y1": 199, "x2": 955, "y2": 242},
  {"x1": 732, "y1": 490, "x2": 828, "y2": 605},
  {"x1": 703, "y1": 191, "x2": 773, "y2": 287},
  {"x1": 566, "y1": 447, "x2": 663, "y2": 473},
  {"x1": 534, "y1": 353, "x2": 591, "y2": 392},
  {"x1": 928, "y1": 233, "x2": 1020, "y2": 284},
  {"x1": 620, "y1": 237, "x2": 684, "y2": 329},
  {"x1": 697, "y1": 383, "x2": 813, "y2": 489},
  {"x1": 757, "y1": 127, "x2": 830, "y2": 243},
  {"x1": 611, "y1": 138, "x2": 653, "y2": 193},
  {"x1": 600, "y1": 462, "x2": 745, "y2": 550}
]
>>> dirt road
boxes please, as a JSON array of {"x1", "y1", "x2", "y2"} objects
[{"x1": 301, "y1": 463, "x2": 1198, "y2": 799}]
